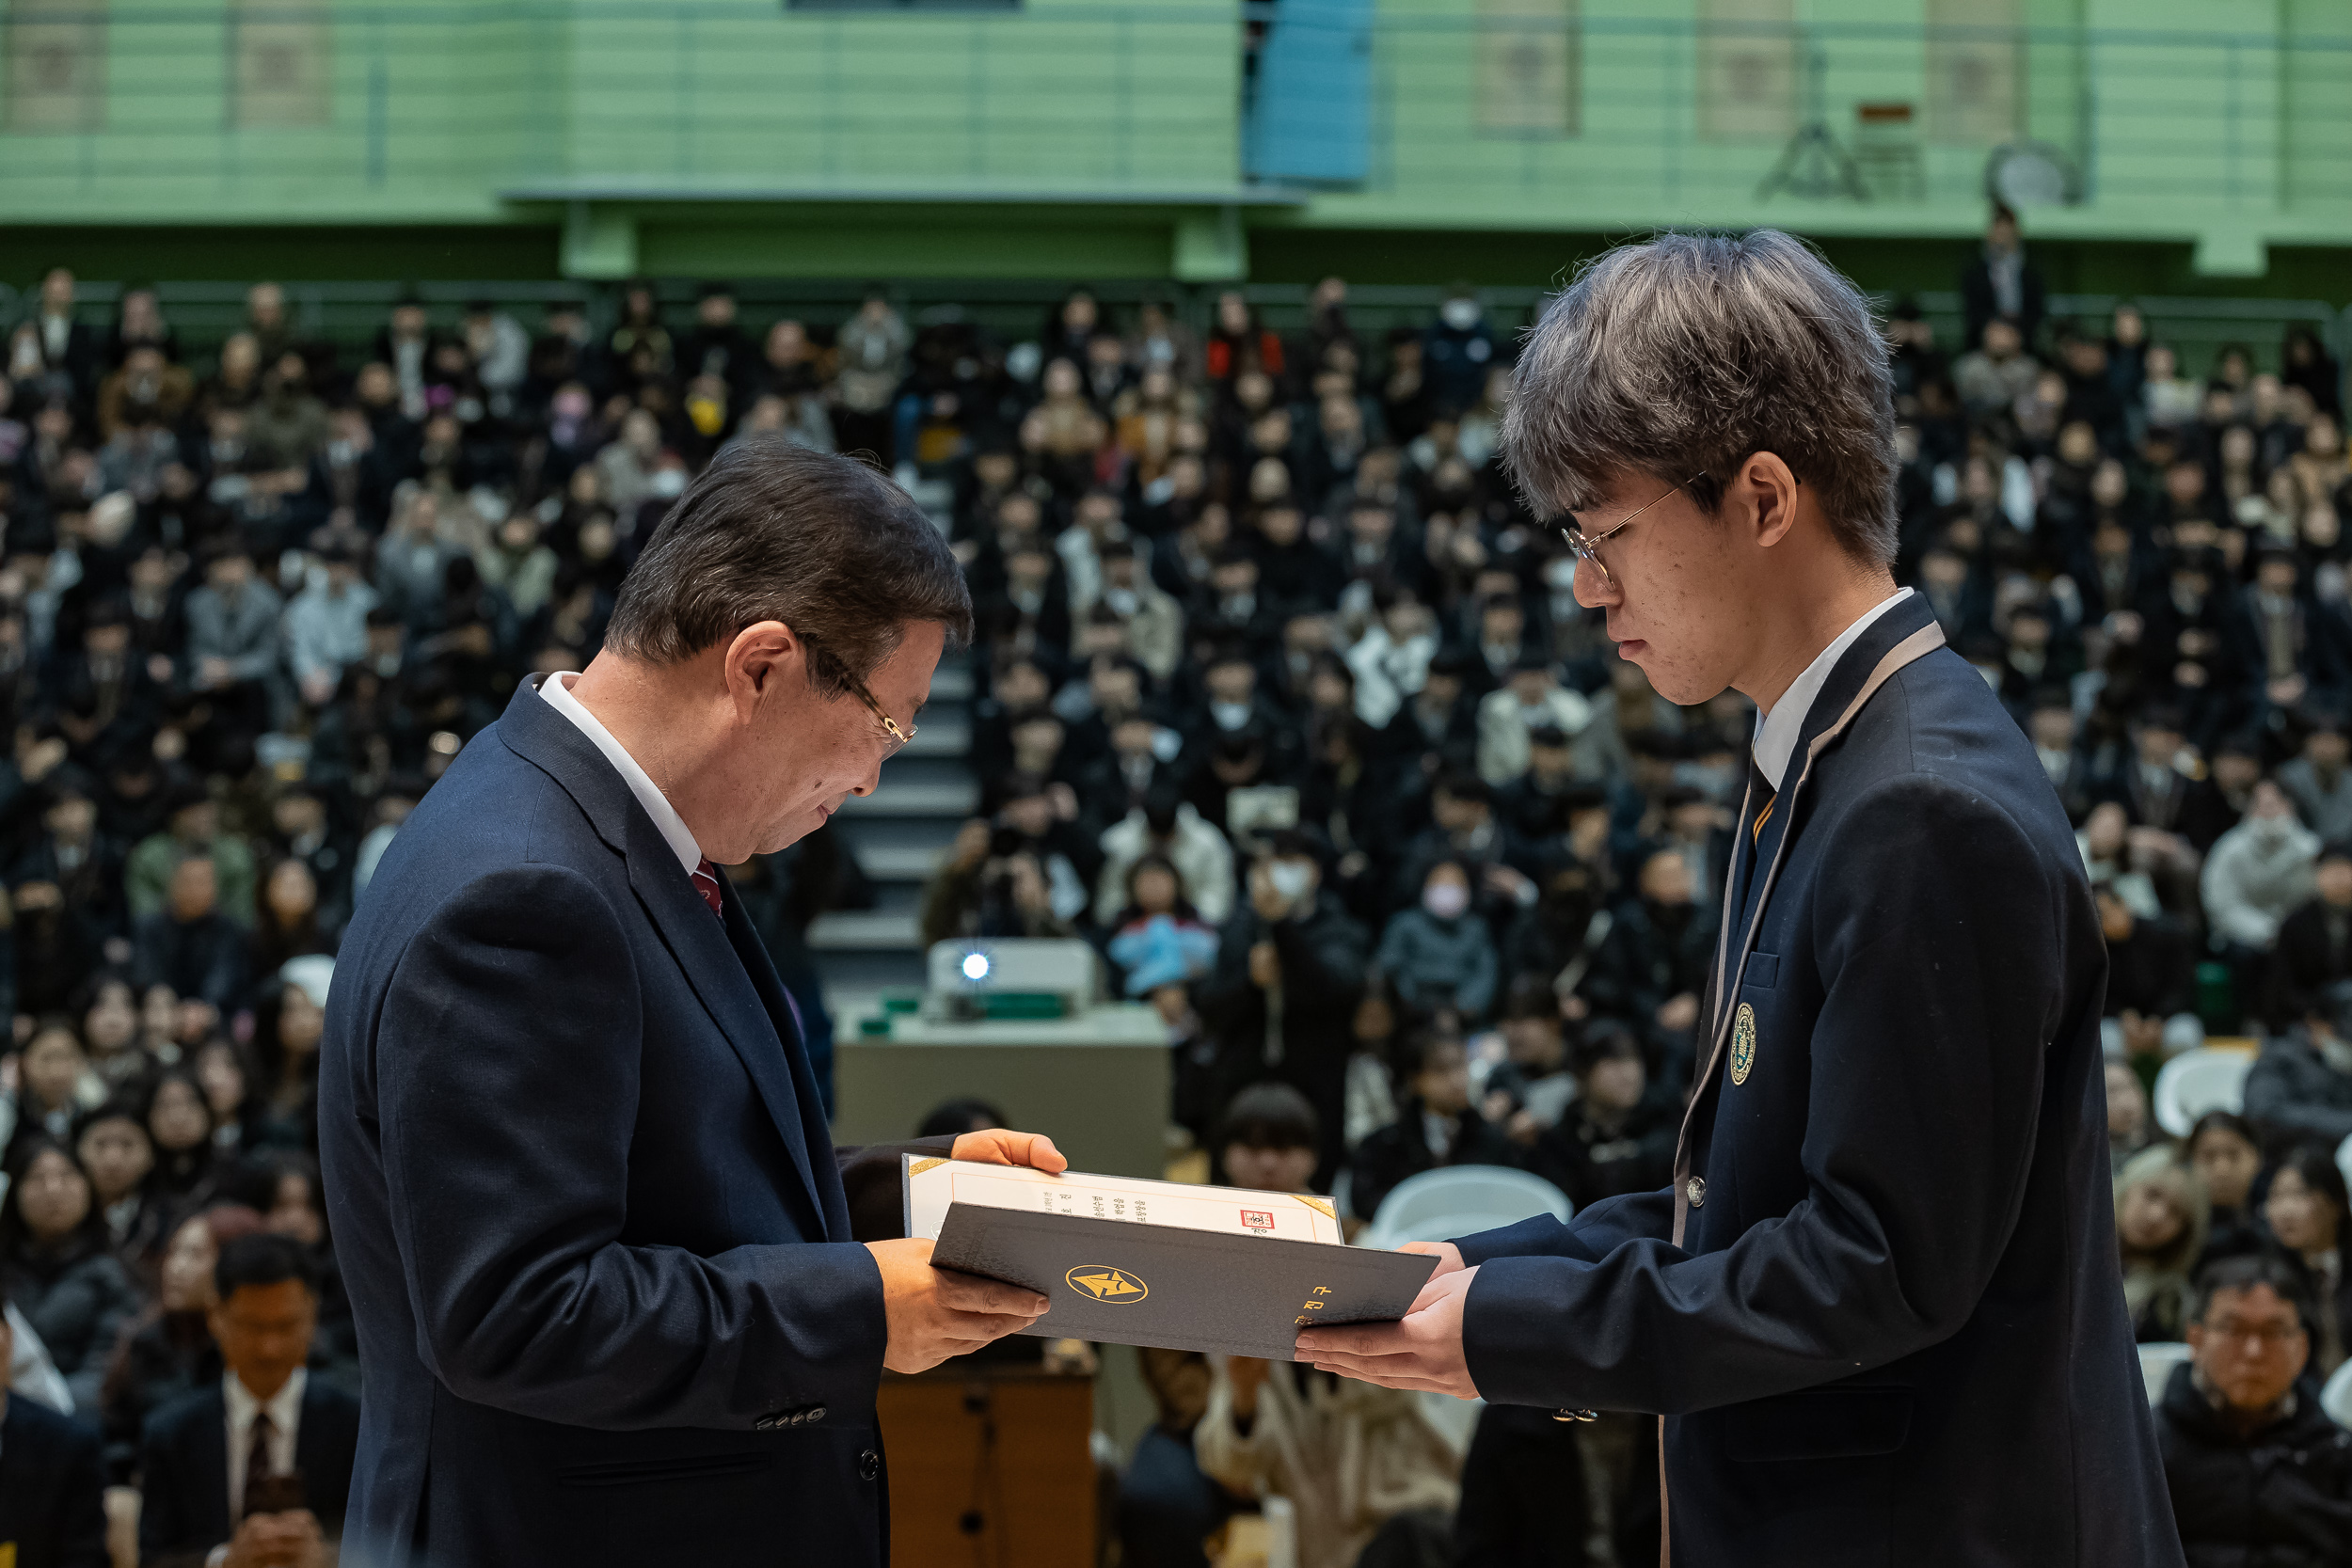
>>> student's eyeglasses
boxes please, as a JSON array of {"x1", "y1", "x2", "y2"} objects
[{"x1": 1556, "y1": 474, "x2": 1706, "y2": 592}]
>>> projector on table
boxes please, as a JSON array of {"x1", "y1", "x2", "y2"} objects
[{"x1": 924, "y1": 939, "x2": 1104, "y2": 1022}]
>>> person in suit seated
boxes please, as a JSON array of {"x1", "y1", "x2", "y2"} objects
[
  {"x1": 1298, "y1": 231, "x2": 2178, "y2": 1567},
  {"x1": 0, "y1": 1307, "x2": 107, "y2": 1568},
  {"x1": 137, "y1": 1233, "x2": 358, "y2": 1568}
]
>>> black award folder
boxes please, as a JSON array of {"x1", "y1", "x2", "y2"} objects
[{"x1": 929, "y1": 1199, "x2": 1438, "y2": 1359}]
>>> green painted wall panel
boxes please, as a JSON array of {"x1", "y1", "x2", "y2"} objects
[{"x1": 1, "y1": 0, "x2": 2349, "y2": 281}]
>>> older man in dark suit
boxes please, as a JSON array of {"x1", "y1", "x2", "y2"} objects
[
  {"x1": 1299, "y1": 232, "x2": 2183, "y2": 1568},
  {"x1": 319, "y1": 439, "x2": 1063, "y2": 1566}
]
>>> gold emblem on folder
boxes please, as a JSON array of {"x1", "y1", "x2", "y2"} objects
[
  {"x1": 907, "y1": 1157, "x2": 947, "y2": 1178},
  {"x1": 1066, "y1": 1265, "x2": 1149, "y2": 1304},
  {"x1": 1730, "y1": 1004, "x2": 1757, "y2": 1086}
]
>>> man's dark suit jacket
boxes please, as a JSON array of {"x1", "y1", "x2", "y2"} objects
[
  {"x1": 137, "y1": 1379, "x2": 358, "y2": 1567},
  {"x1": 320, "y1": 679, "x2": 923, "y2": 1566},
  {"x1": 0, "y1": 1396, "x2": 106, "y2": 1568},
  {"x1": 1453, "y1": 594, "x2": 2183, "y2": 1567}
]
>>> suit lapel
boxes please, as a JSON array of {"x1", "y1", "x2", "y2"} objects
[
  {"x1": 714, "y1": 877, "x2": 853, "y2": 1242},
  {"x1": 494, "y1": 681, "x2": 826, "y2": 1233},
  {"x1": 1676, "y1": 595, "x2": 1947, "y2": 1247}
]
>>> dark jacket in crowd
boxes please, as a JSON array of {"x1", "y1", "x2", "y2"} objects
[
  {"x1": 1347, "y1": 1096, "x2": 1521, "y2": 1226},
  {"x1": 2154, "y1": 1363, "x2": 2352, "y2": 1568},
  {"x1": 5, "y1": 1241, "x2": 144, "y2": 1414},
  {"x1": 137, "y1": 1377, "x2": 361, "y2": 1568},
  {"x1": 2269, "y1": 900, "x2": 2352, "y2": 1036},
  {"x1": 1197, "y1": 891, "x2": 1368, "y2": 1181},
  {"x1": 2242, "y1": 1030, "x2": 2352, "y2": 1152},
  {"x1": 0, "y1": 1393, "x2": 108, "y2": 1568},
  {"x1": 1526, "y1": 1092, "x2": 1678, "y2": 1215},
  {"x1": 100, "y1": 1310, "x2": 221, "y2": 1486},
  {"x1": 131, "y1": 908, "x2": 248, "y2": 1012}
]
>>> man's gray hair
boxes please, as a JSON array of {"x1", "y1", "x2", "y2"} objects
[{"x1": 1500, "y1": 230, "x2": 1898, "y2": 565}]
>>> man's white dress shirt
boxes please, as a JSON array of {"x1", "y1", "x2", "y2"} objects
[
  {"x1": 224, "y1": 1367, "x2": 306, "y2": 1523},
  {"x1": 539, "y1": 671, "x2": 705, "y2": 877}
]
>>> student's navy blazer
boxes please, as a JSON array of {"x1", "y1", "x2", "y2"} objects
[
  {"x1": 320, "y1": 680, "x2": 917, "y2": 1566},
  {"x1": 137, "y1": 1379, "x2": 359, "y2": 1563},
  {"x1": 1454, "y1": 594, "x2": 2185, "y2": 1567}
]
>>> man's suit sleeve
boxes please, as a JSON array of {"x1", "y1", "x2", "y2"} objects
[
  {"x1": 374, "y1": 863, "x2": 887, "y2": 1431},
  {"x1": 1459, "y1": 776, "x2": 2065, "y2": 1415}
]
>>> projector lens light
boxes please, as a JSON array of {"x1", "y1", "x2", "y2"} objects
[{"x1": 961, "y1": 952, "x2": 992, "y2": 982}]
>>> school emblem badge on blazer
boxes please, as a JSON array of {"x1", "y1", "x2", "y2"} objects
[{"x1": 1730, "y1": 1003, "x2": 1757, "y2": 1085}]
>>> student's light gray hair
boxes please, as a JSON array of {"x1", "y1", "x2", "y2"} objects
[{"x1": 1500, "y1": 229, "x2": 1898, "y2": 565}]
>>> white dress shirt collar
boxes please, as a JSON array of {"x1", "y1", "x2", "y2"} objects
[
  {"x1": 1751, "y1": 588, "x2": 1915, "y2": 792},
  {"x1": 225, "y1": 1366, "x2": 306, "y2": 1522},
  {"x1": 538, "y1": 672, "x2": 705, "y2": 877}
]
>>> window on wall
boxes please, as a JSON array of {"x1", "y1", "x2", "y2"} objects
[
  {"x1": 231, "y1": 0, "x2": 331, "y2": 127},
  {"x1": 1696, "y1": 0, "x2": 1795, "y2": 142},
  {"x1": 4, "y1": 0, "x2": 107, "y2": 133},
  {"x1": 1925, "y1": 0, "x2": 2020, "y2": 144},
  {"x1": 1474, "y1": 0, "x2": 1579, "y2": 139}
]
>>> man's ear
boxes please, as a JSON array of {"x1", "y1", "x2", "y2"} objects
[{"x1": 724, "y1": 621, "x2": 803, "y2": 709}]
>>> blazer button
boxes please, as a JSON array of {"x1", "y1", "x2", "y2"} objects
[
  {"x1": 807, "y1": 1404, "x2": 827, "y2": 1424},
  {"x1": 1551, "y1": 1408, "x2": 1599, "y2": 1423},
  {"x1": 787, "y1": 1410, "x2": 807, "y2": 1427},
  {"x1": 858, "y1": 1449, "x2": 881, "y2": 1481},
  {"x1": 754, "y1": 1415, "x2": 777, "y2": 1431},
  {"x1": 1686, "y1": 1177, "x2": 1707, "y2": 1208}
]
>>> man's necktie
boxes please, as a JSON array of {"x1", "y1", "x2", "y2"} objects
[
  {"x1": 1749, "y1": 759, "x2": 1778, "y2": 845},
  {"x1": 691, "y1": 859, "x2": 724, "y2": 919},
  {"x1": 242, "y1": 1411, "x2": 277, "y2": 1519}
]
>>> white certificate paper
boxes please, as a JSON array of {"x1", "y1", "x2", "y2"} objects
[{"x1": 904, "y1": 1157, "x2": 1344, "y2": 1246}]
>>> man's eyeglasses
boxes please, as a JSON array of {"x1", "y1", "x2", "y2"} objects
[
  {"x1": 1557, "y1": 473, "x2": 1705, "y2": 592},
  {"x1": 848, "y1": 676, "x2": 915, "y2": 759},
  {"x1": 809, "y1": 643, "x2": 917, "y2": 759}
]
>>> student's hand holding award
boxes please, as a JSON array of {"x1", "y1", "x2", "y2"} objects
[{"x1": 1294, "y1": 1243, "x2": 1480, "y2": 1400}]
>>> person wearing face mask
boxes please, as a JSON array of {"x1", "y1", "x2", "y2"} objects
[
  {"x1": 1421, "y1": 289, "x2": 1495, "y2": 418},
  {"x1": 1376, "y1": 861, "x2": 1500, "y2": 1024},
  {"x1": 2243, "y1": 978, "x2": 2352, "y2": 1155}
]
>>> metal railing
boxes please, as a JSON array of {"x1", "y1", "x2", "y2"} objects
[{"x1": 1, "y1": 277, "x2": 2344, "y2": 382}]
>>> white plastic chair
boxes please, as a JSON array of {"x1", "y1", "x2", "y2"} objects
[
  {"x1": 1361, "y1": 1165, "x2": 1570, "y2": 1251},
  {"x1": 2137, "y1": 1341, "x2": 2193, "y2": 1406},
  {"x1": 2152, "y1": 1049, "x2": 2253, "y2": 1138},
  {"x1": 2322, "y1": 1359, "x2": 2352, "y2": 1430}
]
